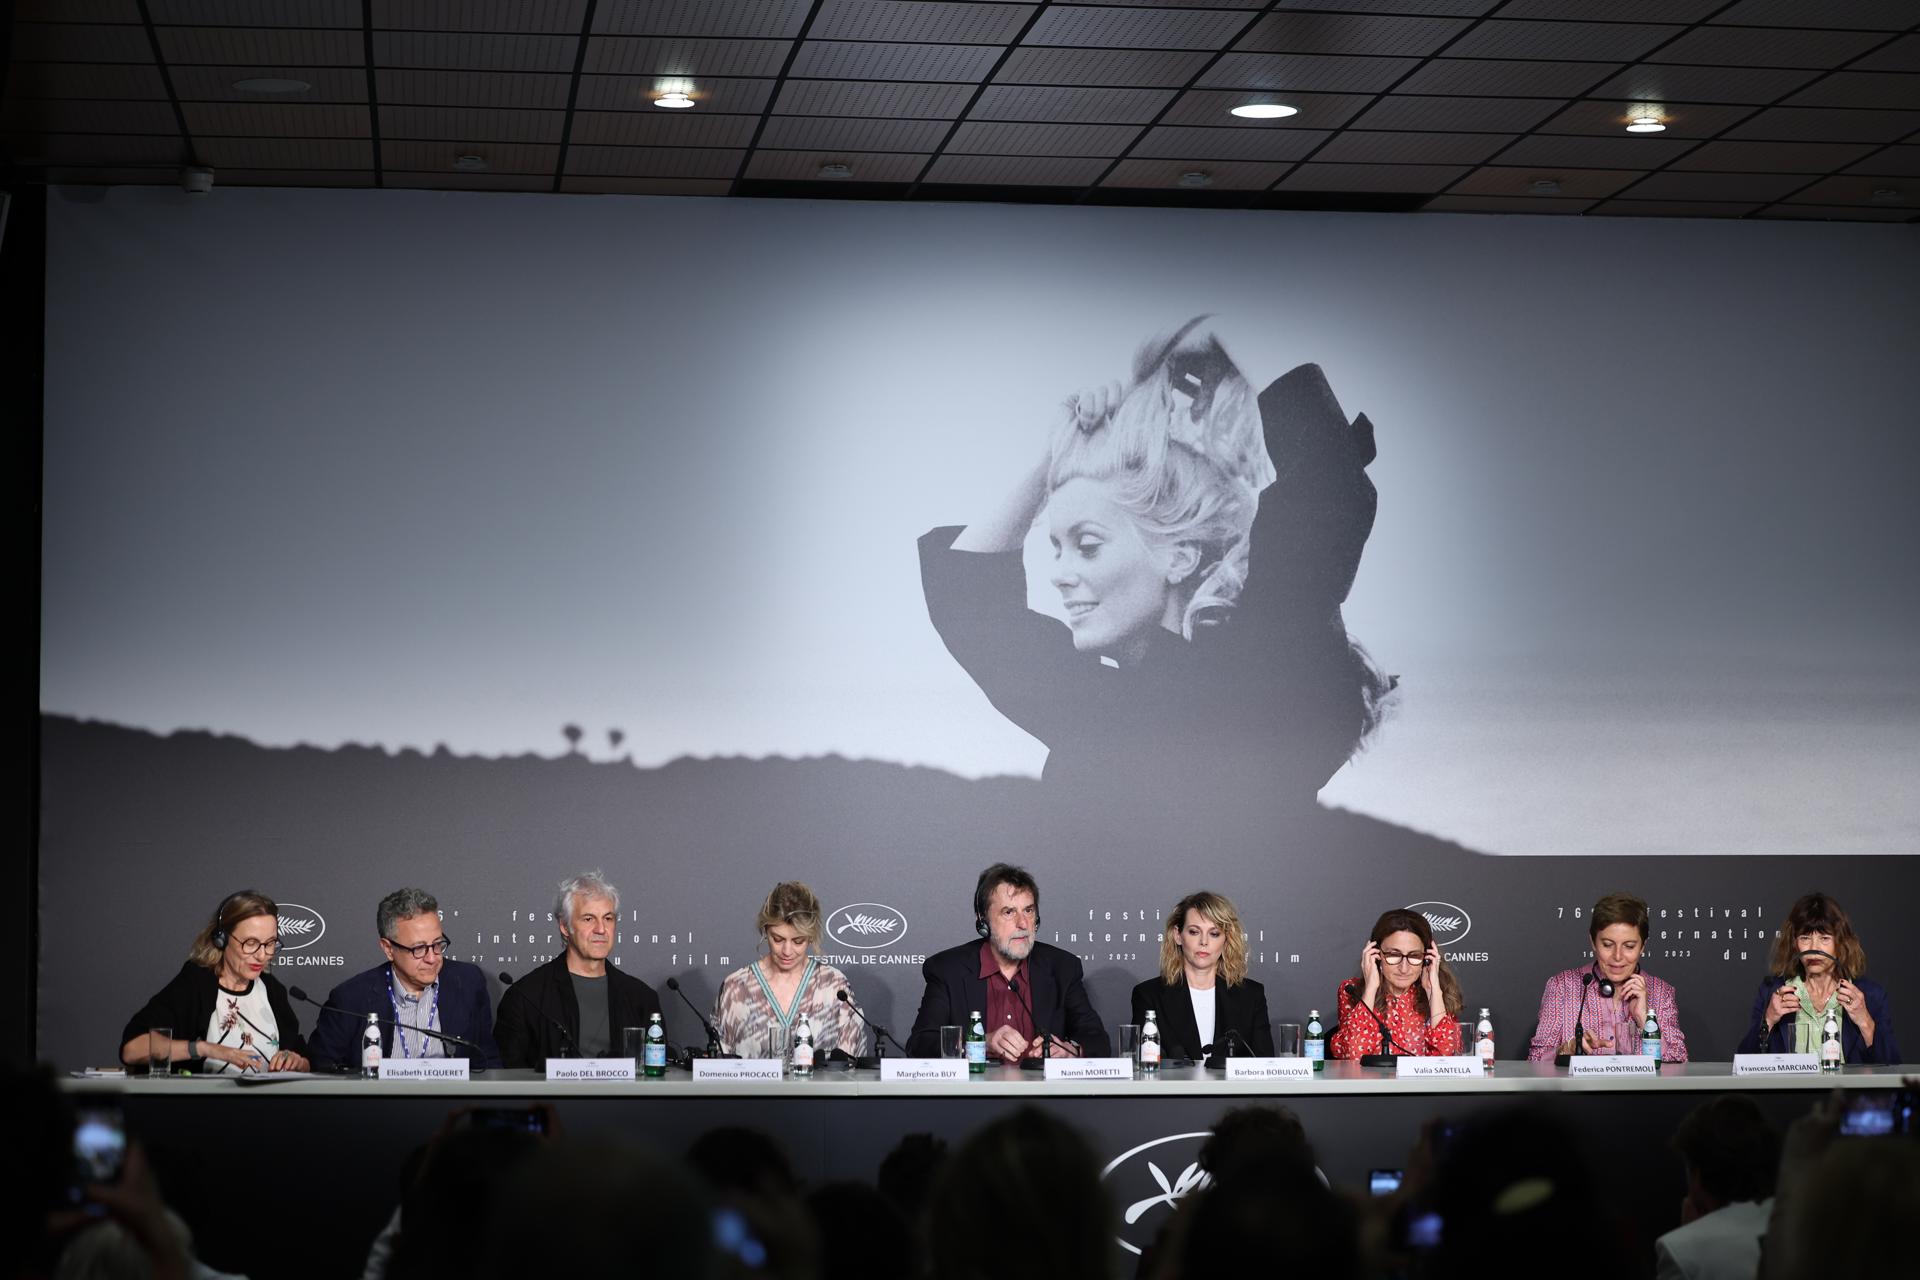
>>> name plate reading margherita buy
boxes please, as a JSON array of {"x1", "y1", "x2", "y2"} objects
[
  {"x1": 378, "y1": 1059, "x2": 470, "y2": 1081},
  {"x1": 545, "y1": 1058, "x2": 636, "y2": 1081},
  {"x1": 880, "y1": 1058, "x2": 969, "y2": 1082},
  {"x1": 692, "y1": 1058, "x2": 783, "y2": 1082},
  {"x1": 1225, "y1": 1057, "x2": 1314, "y2": 1081},
  {"x1": 1733, "y1": 1053, "x2": 1820, "y2": 1076},
  {"x1": 1396, "y1": 1056, "x2": 1482, "y2": 1079},
  {"x1": 1044, "y1": 1057, "x2": 1132, "y2": 1081},
  {"x1": 1568, "y1": 1056, "x2": 1656, "y2": 1077}
]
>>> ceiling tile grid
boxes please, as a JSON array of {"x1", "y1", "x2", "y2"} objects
[
  {"x1": 1131, "y1": 124, "x2": 1332, "y2": 162},
  {"x1": 1102, "y1": 157, "x2": 1292, "y2": 189},
  {"x1": 1025, "y1": 6, "x2": 1251, "y2": 52},
  {"x1": 1445, "y1": 167, "x2": 1644, "y2": 199},
  {"x1": 1234, "y1": 13, "x2": 1470, "y2": 59},
  {"x1": 743, "y1": 148, "x2": 929, "y2": 182},
  {"x1": 593, "y1": 0, "x2": 812, "y2": 40},
  {"x1": 946, "y1": 121, "x2": 1143, "y2": 157},
  {"x1": 756, "y1": 115, "x2": 951, "y2": 153},
  {"x1": 773, "y1": 80, "x2": 976, "y2": 118},
  {"x1": 377, "y1": 71, "x2": 574, "y2": 109},
  {"x1": 1316, "y1": 130, "x2": 1514, "y2": 166},
  {"x1": 971, "y1": 85, "x2": 1177, "y2": 124}
]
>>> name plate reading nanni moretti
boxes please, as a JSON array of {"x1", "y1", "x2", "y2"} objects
[
  {"x1": 378, "y1": 1059, "x2": 470, "y2": 1081},
  {"x1": 1044, "y1": 1057, "x2": 1132, "y2": 1081},
  {"x1": 691, "y1": 1058, "x2": 783, "y2": 1082},
  {"x1": 1225, "y1": 1057, "x2": 1314, "y2": 1081},
  {"x1": 1567, "y1": 1056, "x2": 1656, "y2": 1077},
  {"x1": 880, "y1": 1059, "x2": 969, "y2": 1082},
  {"x1": 1733, "y1": 1054, "x2": 1820, "y2": 1076},
  {"x1": 545, "y1": 1058, "x2": 636, "y2": 1081}
]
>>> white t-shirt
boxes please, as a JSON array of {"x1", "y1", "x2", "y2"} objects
[
  {"x1": 204, "y1": 981, "x2": 280, "y2": 1073},
  {"x1": 1189, "y1": 984, "x2": 1217, "y2": 1057}
]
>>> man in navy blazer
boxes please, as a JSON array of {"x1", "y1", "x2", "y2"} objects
[
  {"x1": 907, "y1": 863, "x2": 1109, "y2": 1060},
  {"x1": 310, "y1": 887, "x2": 502, "y2": 1070}
]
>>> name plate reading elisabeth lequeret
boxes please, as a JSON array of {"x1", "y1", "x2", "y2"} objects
[
  {"x1": 545, "y1": 1058, "x2": 636, "y2": 1081},
  {"x1": 1567, "y1": 1056, "x2": 1656, "y2": 1077},
  {"x1": 692, "y1": 1058, "x2": 784, "y2": 1082},
  {"x1": 880, "y1": 1059, "x2": 969, "y2": 1082},
  {"x1": 1733, "y1": 1054, "x2": 1820, "y2": 1076},
  {"x1": 378, "y1": 1059, "x2": 471, "y2": 1081},
  {"x1": 1225, "y1": 1057, "x2": 1314, "y2": 1081},
  {"x1": 1396, "y1": 1056, "x2": 1481, "y2": 1079},
  {"x1": 1044, "y1": 1057, "x2": 1132, "y2": 1081}
]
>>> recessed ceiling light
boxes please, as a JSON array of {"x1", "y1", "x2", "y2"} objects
[
  {"x1": 1230, "y1": 103, "x2": 1298, "y2": 120},
  {"x1": 818, "y1": 162, "x2": 853, "y2": 179},
  {"x1": 655, "y1": 92, "x2": 696, "y2": 109},
  {"x1": 1178, "y1": 170, "x2": 1213, "y2": 188},
  {"x1": 231, "y1": 77, "x2": 310, "y2": 94},
  {"x1": 1626, "y1": 115, "x2": 1666, "y2": 133},
  {"x1": 1870, "y1": 187, "x2": 1902, "y2": 204},
  {"x1": 1530, "y1": 178, "x2": 1561, "y2": 195},
  {"x1": 451, "y1": 154, "x2": 488, "y2": 172}
]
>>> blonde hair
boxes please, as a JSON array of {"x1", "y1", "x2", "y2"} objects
[
  {"x1": 757, "y1": 881, "x2": 822, "y2": 946},
  {"x1": 1158, "y1": 891, "x2": 1249, "y2": 987},
  {"x1": 188, "y1": 890, "x2": 277, "y2": 970},
  {"x1": 1047, "y1": 320, "x2": 1268, "y2": 639}
]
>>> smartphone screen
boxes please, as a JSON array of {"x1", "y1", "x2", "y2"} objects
[
  {"x1": 70, "y1": 1103, "x2": 127, "y2": 1201},
  {"x1": 470, "y1": 1107, "x2": 547, "y2": 1134},
  {"x1": 1840, "y1": 1091, "x2": 1899, "y2": 1137},
  {"x1": 1369, "y1": 1168, "x2": 1404, "y2": 1196}
]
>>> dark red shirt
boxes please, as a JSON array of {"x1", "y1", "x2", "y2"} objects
[{"x1": 979, "y1": 941, "x2": 1034, "y2": 1060}]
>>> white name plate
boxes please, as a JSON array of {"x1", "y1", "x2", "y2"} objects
[
  {"x1": 545, "y1": 1057, "x2": 636, "y2": 1081},
  {"x1": 1396, "y1": 1056, "x2": 1482, "y2": 1079},
  {"x1": 1733, "y1": 1053, "x2": 1820, "y2": 1076},
  {"x1": 1044, "y1": 1057, "x2": 1132, "y2": 1081},
  {"x1": 377, "y1": 1059, "x2": 470, "y2": 1081},
  {"x1": 1568, "y1": 1056, "x2": 1656, "y2": 1077},
  {"x1": 880, "y1": 1058, "x2": 969, "y2": 1082},
  {"x1": 1226, "y1": 1057, "x2": 1314, "y2": 1081},
  {"x1": 692, "y1": 1058, "x2": 783, "y2": 1082}
]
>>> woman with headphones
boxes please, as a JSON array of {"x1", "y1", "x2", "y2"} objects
[
  {"x1": 1526, "y1": 892, "x2": 1688, "y2": 1062},
  {"x1": 1737, "y1": 891, "x2": 1899, "y2": 1063},
  {"x1": 119, "y1": 890, "x2": 311, "y2": 1073},
  {"x1": 711, "y1": 882, "x2": 865, "y2": 1059}
]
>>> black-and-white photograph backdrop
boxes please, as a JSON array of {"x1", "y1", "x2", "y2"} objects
[{"x1": 38, "y1": 184, "x2": 1920, "y2": 1067}]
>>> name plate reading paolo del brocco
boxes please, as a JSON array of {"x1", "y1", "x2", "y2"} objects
[
  {"x1": 545, "y1": 1058, "x2": 637, "y2": 1081},
  {"x1": 378, "y1": 1059, "x2": 470, "y2": 1081},
  {"x1": 1396, "y1": 1056, "x2": 1482, "y2": 1079}
]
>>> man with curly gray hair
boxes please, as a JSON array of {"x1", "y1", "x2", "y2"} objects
[
  {"x1": 309, "y1": 886, "x2": 502, "y2": 1070},
  {"x1": 495, "y1": 870, "x2": 662, "y2": 1067}
]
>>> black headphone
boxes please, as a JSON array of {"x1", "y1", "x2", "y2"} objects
[
  {"x1": 209, "y1": 892, "x2": 244, "y2": 951},
  {"x1": 1592, "y1": 959, "x2": 1640, "y2": 1000},
  {"x1": 972, "y1": 865, "x2": 1039, "y2": 938}
]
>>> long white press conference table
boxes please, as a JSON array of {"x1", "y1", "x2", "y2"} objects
[{"x1": 64, "y1": 1061, "x2": 1911, "y2": 1280}]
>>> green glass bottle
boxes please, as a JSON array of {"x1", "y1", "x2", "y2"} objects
[{"x1": 966, "y1": 1010, "x2": 987, "y2": 1074}]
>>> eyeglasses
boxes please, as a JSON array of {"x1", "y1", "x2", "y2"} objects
[
  {"x1": 236, "y1": 937, "x2": 281, "y2": 956},
  {"x1": 1380, "y1": 952, "x2": 1427, "y2": 967},
  {"x1": 385, "y1": 936, "x2": 451, "y2": 961}
]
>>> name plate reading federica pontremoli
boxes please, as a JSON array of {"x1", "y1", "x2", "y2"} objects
[{"x1": 1567, "y1": 1056, "x2": 1657, "y2": 1077}]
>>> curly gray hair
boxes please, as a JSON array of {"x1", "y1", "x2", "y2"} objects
[{"x1": 555, "y1": 870, "x2": 620, "y2": 927}]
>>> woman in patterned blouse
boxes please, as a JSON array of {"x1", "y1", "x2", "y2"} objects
[
  {"x1": 1328, "y1": 908, "x2": 1463, "y2": 1058},
  {"x1": 1526, "y1": 892, "x2": 1687, "y2": 1062},
  {"x1": 711, "y1": 882, "x2": 865, "y2": 1060}
]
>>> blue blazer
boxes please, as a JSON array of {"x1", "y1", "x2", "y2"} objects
[
  {"x1": 1736, "y1": 974, "x2": 1899, "y2": 1064},
  {"x1": 310, "y1": 958, "x2": 502, "y2": 1070}
]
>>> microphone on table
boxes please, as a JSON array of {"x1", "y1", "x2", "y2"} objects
[
  {"x1": 287, "y1": 985, "x2": 480, "y2": 1068},
  {"x1": 1005, "y1": 978, "x2": 1066, "y2": 1072},
  {"x1": 499, "y1": 969, "x2": 575, "y2": 1059},
  {"x1": 835, "y1": 989, "x2": 906, "y2": 1069},
  {"x1": 1343, "y1": 980, "x2": 1404, "y2": 1070},
  {"x1": 664, "y1": 976, "x2": 736, "y2": 1060},
  {"x1": 1211, "y1": 1027, "x2": 1259, "y2": 1069}
]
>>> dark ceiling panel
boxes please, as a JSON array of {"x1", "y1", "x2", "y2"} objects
[
  {"x1": 1199, "y1": 52, "x2": 1421, "y2": 94},
  {"x1": 970, "y1": 85, "x2": 1177, "y2": 124},
  {"x1": 594, "y1": 0, "x2": 811, "y2": 39},
  {"x1": 1233, "y1": 12, "x2": 1470, "y2": 59},
  {"x1": 1396, "y1": 59, "x2": 1621, "y2": 98},
  {"x1": 1350, "y1": 94, "x2": 1562, "y2": 133},
  {"x1": 1025, "y1": 6, "x2": 1250, "y2": 51},
  {"x1": 1588, "y1": 63, "x2": 1823, "y2": 106},
  {"x1": 1444, "y1": 21, "x2": 1681, "y2": 64}
]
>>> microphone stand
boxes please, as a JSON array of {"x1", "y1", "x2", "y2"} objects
[
  {"x1": 1345, "y1": 982, "x2": 1404, "y2": 1069},
  {"x1": 498, "y1": 970, "x2": 576, "y2": 1060},
  {"x1": 1555, "y1": 972, "x2": 1598, "y2": 1068},
  {"x1": 1214, "y1": 1027, "x2": 1258, "y2": 1070},
  {"x1": 664, "y1": 977, "x2": 737, "y2": 1060},
  {"x1": 836, "y1": 989, "x2": 906, "y2": 1070},
  {"x1": 1005, "y1": 978, "x2": 1061, "y2": 1072},
  {"x1": 288, "y1": 987, "x2": 483, "y2": 1070}
]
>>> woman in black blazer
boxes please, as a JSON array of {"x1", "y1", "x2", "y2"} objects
[
  {"x1": 119, "y1": 890, "x2": 311, "y2": 1074},
  {"x1": 1130, "y1": 891, "x2": 1273, "y2": 1065}
]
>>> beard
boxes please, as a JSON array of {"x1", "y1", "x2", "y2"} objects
[{"x1": 994, "y1": 932, "x2": 1035, "y2": 963}]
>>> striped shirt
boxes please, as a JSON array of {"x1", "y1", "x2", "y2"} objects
[{"x1": 1526, "y1": 965, "x2": 1687, "y2": 1062}]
